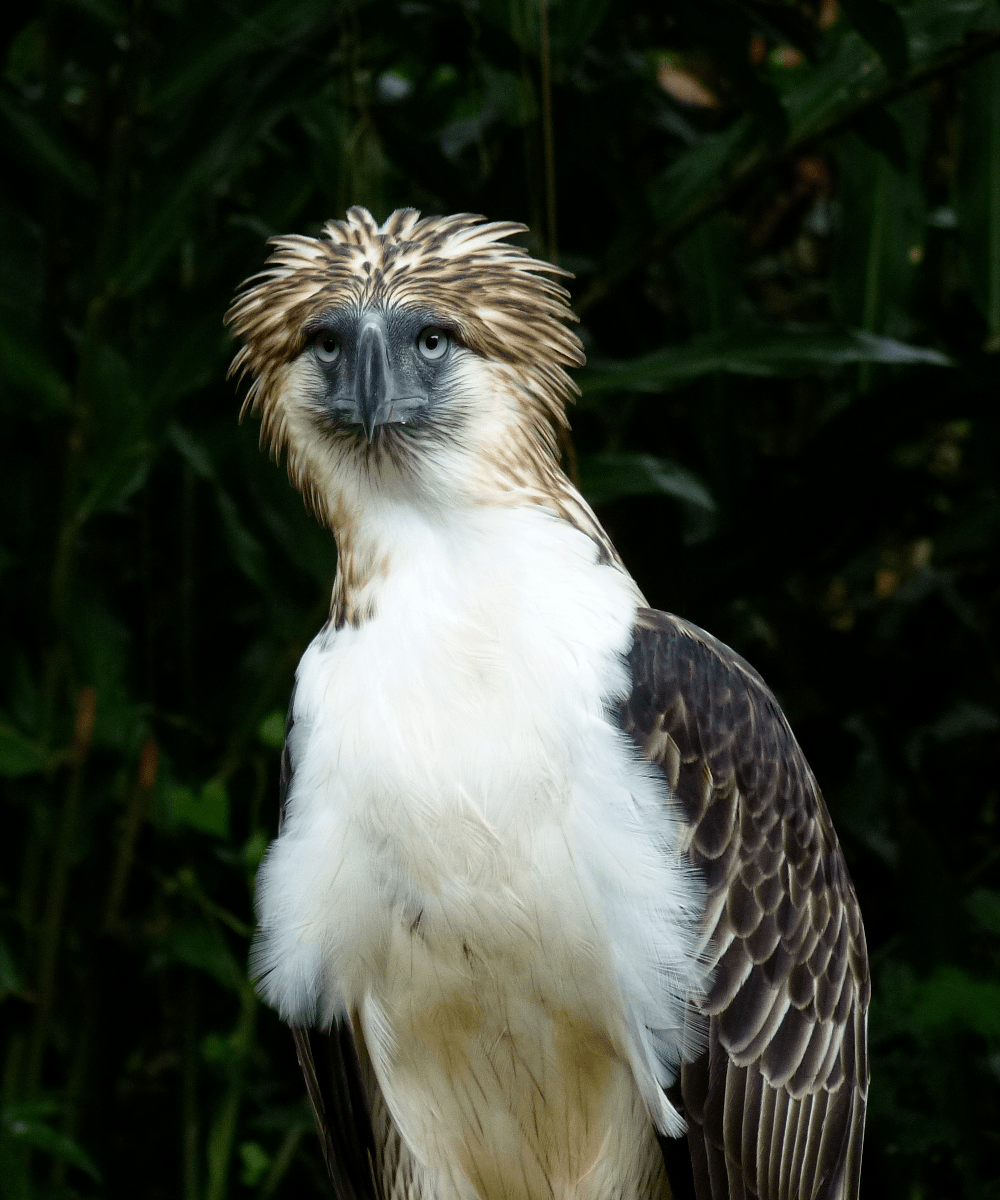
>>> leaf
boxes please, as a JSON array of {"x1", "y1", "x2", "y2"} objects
[
  {"x1": 927, "y1": 700, "x2": 999, "y2": 741},
  {"x1": 839, "y1": 0, "x2": 910, "y2": 75},
  {"x1": 168, "y1": 919, "x2": 240, "y2": 989},
  {"x1": 648, "y1": 114, "x2": 759, "y2": 233},
  {"x1": 854, "y1": 103, "x2": 909, "y2": 172},
  {"x1": 911, "y1": 967, "x2": 1000, "y2": 1042},
  {"x1": 170, "y1": 779, "x2": 230, "y2": 839},
  {"x1": 578, "y1": 452, "x2": 715, "y2": 510},
  {"x1": 1, "y1": 1104, "x2": 102, "y2": 1181},
  {"x1": 957, "y1": 50, "x2": 1000, "y2": 347},
  {"x1": 0, "y1": 721, "x2": 44, "y2": 776},
  {"x1": 257, "y1": 710, "x2": 286, "y2": 749},
  {"x1": 239, "y1": 1140, "x2": 271, "y2": 1187},
  {"x1": 171, "y1": 425, "x2": 274, "y2": 594},
  {"x1": 580, "y1": 328, "x2": 950, "y2": 396},
  {"x1": 169, "y1": 422, "x2": 217, "y2": 480},
  {"x1": 150, "y1": 0, "x2": 335, "y2": 111},
  {"x1": 671, "y1": 213, "x2": 742, "y2": 333},
  {"x1": 0, "y1": 934, "x2": 25, "y2": 1000},
  {"x1": 0, "y1": 92, "x2": 98, "y2": 199},
  {"x1": 0, "y1": 322, "x2": 71, "y2": 413},
  {"x1": 967, "y1": 889, "x2": 1000, "y2": 937},
  {"x1": 831, "y1": 106, "x2": 928, "y2": 341},
  {"x1": 0, "y1": 200, "x2": 43, "y2": 326},
  {"x1": 215, "y1": 489, "x2": 273, "y2": 595},
  {"x1": 648, "y1": 8, "x2": 1000, "y2": 241}
]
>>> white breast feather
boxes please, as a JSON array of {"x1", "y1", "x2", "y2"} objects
[{"x1": 251, "y1": 502, "x2": 706, "y2": 1152}]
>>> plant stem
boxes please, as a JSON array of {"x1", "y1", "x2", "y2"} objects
[{"x1": 26, "y1": 686, "x2": 97, "y2": 1094}]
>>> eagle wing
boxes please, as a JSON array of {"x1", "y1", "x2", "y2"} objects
[{"x1": 620, "y1": 609, "x2": 869, "y2": 1200}]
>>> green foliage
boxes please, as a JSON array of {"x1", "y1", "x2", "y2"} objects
[{"x1": 1, "y1": 1, "x2": 999, "y2": 1197}]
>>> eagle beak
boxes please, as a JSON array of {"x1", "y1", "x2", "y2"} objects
[{"x1": 357, "y1": 322, "x2": 392, "y2": 443}]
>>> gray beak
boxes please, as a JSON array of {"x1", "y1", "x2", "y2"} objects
[{"x1": 356, "y1": 323, "x2": 393, "y2": 442}]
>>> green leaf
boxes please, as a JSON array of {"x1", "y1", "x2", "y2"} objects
[
  {"x1": 0, "y1": 200, "x2": 43, "y2": 326},
  {"x1": 648, "y1": 114, "x2": 759, "y2": 233},
  {"x1": 168, "y1": 919, "x2": 240, "y2": 989},
  {"x1": 839, "y1": 0, "x2": 910, "y2": 75},
  {"x1": 648, "y1": 10, "x2": 1000, "y2": 241},
  {"x1": 239, "y1": 1140, "x2": 271, "y2": 1187},
  {"x1": 927, "y1": 701, "x2": 999, "y2": 741},
  {"x1": 671, "y1": 214, "x2": 741, "y2": 333},
  {"x1": 257, "y1": 710, "x2": 286, "y2": 750},
  {"x1": 958, "y1": 50, "x2": 1000, "y2": 347},
  {"x1": 0, "y1": 93, "x2": 98, "y2": 199},
  {"x1": 215, "y1": 488, "x2": 273, "y2": 595},
  {"x1": 1, "y1": 1104, "x2": 102, "y2": 1181},
  {"x1": 169, "y1": 422, "x2": 217, "y2": 480},
  {"x1": 911, "y1": 966, "x2": 1000, "y2": 1042},
  {"x1": 170, "y1": 779, "x2": 230, "y2": 839},
  {"x1": 0, "y1": 322, "x2": 71, "y2": 412},
  {"x1": 150, "y1": 0, "x2": 334, "y2": 111},
  {"x1": 0, "y1": 934, "x2": 24, "y2": 1000},
  {"x1": 831, "y1": 103, "x2": 928, "y2": 348},
  {"x1": 854, "y1": 103, "x2": 909, "y2": 172},
  {"x1": 967, "y1": 888, "x2": 1000, "y2": 937},
  {"x1": 0, "y1": 722, "x2": 44, "y2": 776},
  {"x1": 580, "y1": 328, "x2": 950, "y2": 396},
  {"x1": 578, "y1": 452, "x2": 715, "y2": 510}
]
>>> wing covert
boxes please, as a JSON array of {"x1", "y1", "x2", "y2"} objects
[{"x1": 620, "y1": 609, "x2": 869, "y2": 1200}]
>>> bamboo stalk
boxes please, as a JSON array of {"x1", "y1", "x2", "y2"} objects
[
  {"x1": 102, "y1": 739, "x2": 158, "y2": 934},
  {"x1": 26, "y1": 686, "x2": 97, "y2": 1094},
  {"x1": 204, "y1": 986, "x2": 257, "y2": 1200}
]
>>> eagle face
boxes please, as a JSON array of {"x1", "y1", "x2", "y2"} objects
[
  {"x1": 227, "y1": 206, "x2": 586, "y2": 522},
  {"x1": 299, "y1": 304, "x2": 459, "y2": 442}
]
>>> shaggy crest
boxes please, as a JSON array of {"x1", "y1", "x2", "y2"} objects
[{"x1": 226, "y1": 206, "x2": 585, "y2": 455}]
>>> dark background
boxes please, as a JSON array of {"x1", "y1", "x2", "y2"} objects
[{"x1": 2, "y1": 1, "x2": 999, "y2": 1196}]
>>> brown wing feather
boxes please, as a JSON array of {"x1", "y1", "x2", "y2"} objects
[{"x1": 620, "y1": 609, "x2": 869, "y2": 1200}]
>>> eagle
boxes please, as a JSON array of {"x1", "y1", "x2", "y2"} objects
[{"x1": 227, "y1": 207, "x2": 869, "y2": 1200}]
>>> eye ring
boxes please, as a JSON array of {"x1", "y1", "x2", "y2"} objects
[
  {"x1": 417, "y1": 327, "x2": 449, "y2": 361},
  {"x1": 314, "y1": 332, "x2": 341, "y2": 363}
]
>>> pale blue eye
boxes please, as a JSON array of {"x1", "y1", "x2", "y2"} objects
[
  {"x1": 315, "y1": 333, "x2": 341, "y2": 363},
  {"x1": 417, "y1": 328, "x2": 448, "y2": 360}
]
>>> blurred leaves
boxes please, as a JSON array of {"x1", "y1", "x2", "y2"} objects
[
  {"x1": 0, "y1": 723, "x2": 45, "y2": 777},
  {"x1": 170, "y1": 780, "x2": 231, "y2": 840},
  {"x1": 1, "y1": 1102, "x2": 102, "y2": 1195},
  {"x1": 581, "y1": 328, "x2": 950, "y2": 396},
  {"x1": 1, "y1": 1, "x2": 999, "y2": 1198}
]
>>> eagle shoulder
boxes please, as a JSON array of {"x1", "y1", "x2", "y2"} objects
[{"x1": 620, "y1": 608, "x2": 870, "y2": 1200}]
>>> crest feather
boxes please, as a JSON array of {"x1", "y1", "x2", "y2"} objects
[{"x1": 226, "y1": 207, "x2": 585, "y2": 445}]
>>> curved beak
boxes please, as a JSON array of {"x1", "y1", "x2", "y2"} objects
[{"x1": 356, "y1": 322, "x2": 393, "y2": 443}]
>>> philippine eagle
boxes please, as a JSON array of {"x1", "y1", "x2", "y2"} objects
[{"x1": 227, "y1": 207, "x2": 869, "y2": 1200}]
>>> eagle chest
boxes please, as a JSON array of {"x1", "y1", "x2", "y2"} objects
[{"x1": 256, "y1": 543, "x2": 688, "y2": 1200}]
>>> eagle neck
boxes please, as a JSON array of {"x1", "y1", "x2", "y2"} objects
[{"x1": 327, "y1": 487, "x2": 634, "y2": 632}]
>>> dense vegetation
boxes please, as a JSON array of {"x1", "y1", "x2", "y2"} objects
[{"x1": 2, "y1": 0, "x2": 999, "y2": 1197}]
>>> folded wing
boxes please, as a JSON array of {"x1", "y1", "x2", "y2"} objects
[{"x1": 620, "y1": 609, "x2": 869, "y2": 1200}]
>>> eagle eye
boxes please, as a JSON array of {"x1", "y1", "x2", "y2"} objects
[
  {"x1": 417, "y1": 327, "x2": 449, "y2": 361},
  {"x1": 314, "y1": 332, "x2": 341, "y2": 364}
]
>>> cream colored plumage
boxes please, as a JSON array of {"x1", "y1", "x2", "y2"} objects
[{"x1": 227, "y1": 208, "x2": 869, "y2": 1200}]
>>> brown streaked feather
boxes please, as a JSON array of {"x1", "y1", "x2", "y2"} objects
[
  {"x1": 225, "y1": 207, "x2": 584, "y2": 468},
  {"x1": 620, "y1": 609, "x2": 868, "y2": 1200}
]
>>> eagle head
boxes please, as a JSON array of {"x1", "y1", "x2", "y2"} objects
[{"x1": 226, "y1": 207, "x2": 584, "y2": 523}]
